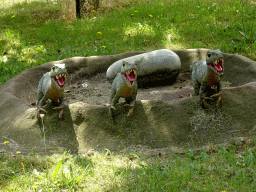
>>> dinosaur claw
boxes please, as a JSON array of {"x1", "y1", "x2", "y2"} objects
[
  {"x1": 127, "y1": 107, "x2": 134, "y2": 117},
  {"x1": 124, "y1": 104, "x2": 135, "y2": 108},
  {"x1": 202, "y1": 92, "x2": 223, "y2": 108},
  {"x1": 38, "y1": 108, "x2": 47, "y2": 113},
  {"x1": 217, "y1": 96, "x2": 223, "y2": 107},
  {"x1": 59, "y1": 109, "x2": 64, "y2": 118},
  {"x1": 109, "y1": 108, "x2": 114, "y2": 119},
  {"x1": 37, "y1": 107, "x2": 47, "y2": 119},
  {"x1": 202, "y1": 99, "x2": 210, "y2": 109},
  {"x1": 53, "y1": 106, "x2": 64, "y2": 118},
  {"x1": 53, "y1": 106, "x2": 63, "y2": 110}
]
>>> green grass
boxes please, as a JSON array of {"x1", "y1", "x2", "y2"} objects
[
  {"x1": 1, "y1": 141, "x2": 256, "y2": 191},
  {"x1": 1, "y1": 0, "x2": 256, "y2": 191},
  {"x1": 1, "y1": 0, "x2": 256, "y2": 84}
]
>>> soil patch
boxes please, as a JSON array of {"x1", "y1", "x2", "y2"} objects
[{"x1": 64, "y1": 71, "x2": 232, "y2": 106}]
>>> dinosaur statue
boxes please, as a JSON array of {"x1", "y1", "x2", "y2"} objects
[
  {"x1": 109, "y1": 60, "x2": 139, "y2": 119},
  {"x1": 36, "y1": 63, "x2": 67, "y2": 119},
  {"x1": 191, "y1": 49, "x2": 224, "y2": 108}
]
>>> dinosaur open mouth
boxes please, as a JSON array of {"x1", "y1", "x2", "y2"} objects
[
  {"x1": 52, "y1": 73, "x2": 67, "y2": 88},
  {"x1": 122, "y1": 69, "x2": 137, "y2": 85},
  {"x1": 209, "y1": 58, "x2": 224, "y2": 74}
]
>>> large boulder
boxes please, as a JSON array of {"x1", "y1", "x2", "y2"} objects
[{"x1": 106, "y1": 49, "x2": 181, "y2": 87}]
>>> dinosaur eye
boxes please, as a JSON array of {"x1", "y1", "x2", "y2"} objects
[
  {"x1": 207, "y1": 53, "x2": 211, "y2": 57},
  {"x1": 122, "y1": 62, "x2": 126, "y2": 67},
  {"x1": 52, "y1": 65, "x2": 55, "y2": 70}
]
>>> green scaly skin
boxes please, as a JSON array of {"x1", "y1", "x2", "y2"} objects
[
  {"x1": 36, "y1": 64, "x2": 67, "y2": 119},
  {"x1": 191, "y1": 49, "x2": 224, "y2": 108},
  {"x1": 110, "y1": 60, "x2": 139, "y2": 119}
]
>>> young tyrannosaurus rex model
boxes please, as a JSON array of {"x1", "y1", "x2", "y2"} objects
[
  {"x1": 191, "y1": 49, "x2": 224, "y2": 108},
  {"x1": 36, "y1": 63, "x2": 67, "y2": 119},
  {"x1": 109, "y1": 60, "x2": 139, "y2": 119}
]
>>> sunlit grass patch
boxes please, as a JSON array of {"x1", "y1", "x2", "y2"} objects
[
  {"x1": 124, "y1": 22, "x2": 156, "y2": 37},
  {"x1": 1, "y1": 140, "x2": 256, "y2": 191}
]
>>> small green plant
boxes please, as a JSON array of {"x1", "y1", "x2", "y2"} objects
[
  {"x1": 3, "y1": 141, "x2": 10, "y2": 153},
  {"x1": 32, "y1": 159, "x2": 82, "y2": 190}
]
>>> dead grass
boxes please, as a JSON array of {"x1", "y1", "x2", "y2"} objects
[{"x1": 190, "y1": 108, "x2": 231, "y2": 132}]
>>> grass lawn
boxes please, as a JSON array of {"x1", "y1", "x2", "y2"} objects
[
  {"x1": 1, "y1": 141, "x2": 256, "y2": 191},
  {"x1": 1, "y1": 0, "x2": 256, "y2": 191},
  {"x1": 1, "y1": 0, "x2": 256, "y2": 84}
]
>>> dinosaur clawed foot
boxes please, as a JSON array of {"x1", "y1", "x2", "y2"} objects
[
  {"x1": 109, "y1": 104, "x2": 135, "y2": 119},
  {"x1": 124, "y1": 104, "x2": 135, "y2": 117},
  {"x1": 37, "y1": 107, "x2": 47, "y2": 120},
  {"x1": 37, "y1": 105, "x2": 65, "y2": 120},
  {"x1": 53, "y1": 106, "x2": 64, "y2": 118},
  {"x1": 202, "y1": 93, "x2": 223, "y2": 108},
  {"x1": 109, "y1": 106, "x2": 116, "y2": 119},
  {"x1": 124, "y1": 104, "x2": 134, "y2": 108},
  {"x1": 216, "y1": 96, "x2": 223, "y2": 107}
]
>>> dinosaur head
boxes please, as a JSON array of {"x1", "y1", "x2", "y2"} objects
[
  {"x1": 121, "y1": 60, "x2": 139, "y2": 86},
  {"x1": 206, "y1": 49, "x2": 224, "y2": 75},
  {"x1": 50, "y1": 63, "x2": 67, "y2": 89}
]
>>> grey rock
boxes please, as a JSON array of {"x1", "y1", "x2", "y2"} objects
[{"x1": 106, "y1": 49, "x2": 181, "y2": 87}]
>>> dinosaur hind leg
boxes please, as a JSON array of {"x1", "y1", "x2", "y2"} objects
[
  {"x1": 125, "y1": 97, "x2": 136, "y2": 117},
  {"x1": 37, "y1": 96, "x2": 47, "y2": 119},
  {"x1": 192, "y1": 81, "x2": 200, "y2": 96},
  {"x1": 109, "y1": 95, "x2": 119, "y2": 119}
]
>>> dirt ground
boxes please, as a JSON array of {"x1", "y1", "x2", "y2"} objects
[{"x1": 64, "y1": 70, "x2": 231, "y2": 106}]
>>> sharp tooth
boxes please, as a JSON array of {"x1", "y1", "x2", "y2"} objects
[
  {"x1": 59, "y1": 74, "x2": 62, "y2": 78},
  {"x1": 56, "y1": 75, "x2": 59, "y2": 79},
  {"x1": 64, "y1": 74, "x2": 67, "y2": 78}
]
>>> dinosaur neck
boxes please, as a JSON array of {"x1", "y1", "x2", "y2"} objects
[
  {"x1": 207, "y1": 64, "x2": 220, "y2": 76},
  {"x1": 206, "y1": 65, "x2": 220, "y2": 85}
]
